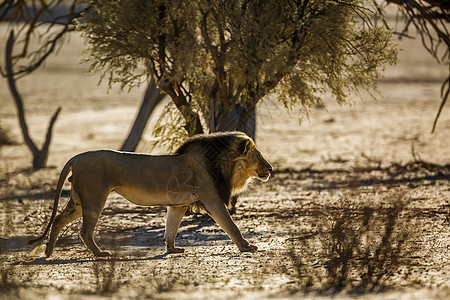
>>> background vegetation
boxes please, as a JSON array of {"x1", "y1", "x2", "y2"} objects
[{"x1": 80, "y1": 0, "x2": 397, "y2": 149}]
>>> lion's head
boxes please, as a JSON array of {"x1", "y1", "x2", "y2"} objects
[
  {"x1": 175, "y1": 131, "x2": 272, "y2": 210},
  {"x1": 231, "y1": 136, "x2": 272, "y2": 194}
]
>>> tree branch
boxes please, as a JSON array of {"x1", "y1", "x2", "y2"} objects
[
  {"x1": 5, "y1": 30, "x2": 39, "y2": 157},
  {"x1": 432, "y1": 77, "x2": 449, "y2": 133},
  {"x1": 0, "y1": 0, "x2": 87, "y2": 78},
  {"x1": 6, "y1": 30, "x2": 61, "y2": 170},
  {"x1": 120, "y1": 81, "x2": 165, "y2": 151},
  {"x1": 379, "y1": 0, "x2": 450, "y2": 132},
  {"x1": 200, "y1": 5, "x2": 230, "y2": 110},
  {"x1": 160, "y1": 80, "x2": 204, "y2": 135},
  {"x1": 36, "y1": 106, "x2": 61, "y2": 170}
]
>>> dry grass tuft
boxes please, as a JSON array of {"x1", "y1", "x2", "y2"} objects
[
  {"x1": 0, "y1": 264, "x2": 19, "y2": 293},
  {"x1": 92, "y1": 258, "x2": 118, "y2": 294},
  {"x1": 287, "y1": 190, "x2": 417, "y2": 293},
  {"x1": 151, "y1": 268, "x2": 178, "y2": 293},
  {"x1": 90, "y1": 232, "x2": 120, "y2": 295},
  {"x1": 0, "y1": 168, "x2": 19, "y2": 294},
  {"x1": 0, "y1": 126, "x2": 17, "y2": 147}
]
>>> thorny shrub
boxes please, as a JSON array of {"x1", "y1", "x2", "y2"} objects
[
  {"x1": 91, "y1": 231, "x2": 120, "y2": 295},
  {"x1": 92, "y1": 258, "x2": 118, "y2": 294},
  {"x1": 0, "y1": 169, "x2": 18, "y2": 294},
  {"x1": 0, "y1": 126, "x2": 16, "y2": 147},
  {"x1": 151, "y1": 267, "x2": 178, "y2": 293},
  {"x1": 287, "y1": 191, "x2": 417, "y2": 293}
]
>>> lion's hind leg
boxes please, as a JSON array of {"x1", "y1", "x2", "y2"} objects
[
  {"x1": 79, "y1": 190, "x2": 111, "y2": 257},
  {"x1": 45, "y1": 197, "x2": 82, "y2": 257}
]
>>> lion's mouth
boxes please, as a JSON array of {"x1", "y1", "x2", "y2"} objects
[{"x1": 257, "y1": 172, "x2": 271, "y2": 182}]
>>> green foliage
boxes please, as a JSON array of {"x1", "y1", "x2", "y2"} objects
[
  {"x1": 79, "y1": 0, "x2": 397, "y2": 148},
  {"x1": 151, "y1": 103, "x2": 190, "y2": 153}
]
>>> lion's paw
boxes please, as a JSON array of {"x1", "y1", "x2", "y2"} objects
[
  {"x1": 239, "y1": 244, "x2": 258, "y2": 252},
  {"x1": 95, "y1": 251, "x2": 112, "y2": 257},
  {"x1": 167, "y1": 247, "x2": 185, "y2": 254}
]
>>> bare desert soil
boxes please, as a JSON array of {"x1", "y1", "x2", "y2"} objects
[{"x1": 1, "y1": 27, "x2": 450, "y2": 299}]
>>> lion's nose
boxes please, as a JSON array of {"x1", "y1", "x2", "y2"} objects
[{"x1": 268, "y1": 165, "x2": 273, "y2": 173}]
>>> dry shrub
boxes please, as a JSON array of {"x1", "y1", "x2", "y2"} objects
[
  {"x1": 0, "y1": 167, "x2": 17, "y2": 294},
  {"x1": 288, "y1": 191, "x2": 416, "y2": 293},
  {"x1": 151, "y1": 268, "x2": 178, "y2": 293},
  {"x1": 91, "y1": 259, "x2": 179, "y2": 296},
  {"x1": 88, "y1": 230, "x2": 120, "y2": 295},
  {"x1": 92, "y1": 258, "x2": 118, "y2": 294},
  {"x1": 0, "y1": 191, "x2": 19, "y2": 295},
  {"x1": 0, "y1": 126, "x2": 17, "y2": 147},
  {"x1": 0, "y1": 264, "x2": 19, "y2": 294}
]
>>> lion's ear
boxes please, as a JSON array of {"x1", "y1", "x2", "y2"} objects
[{"x1": 239, "y1": 139, "x2": 253, "y2": 156}]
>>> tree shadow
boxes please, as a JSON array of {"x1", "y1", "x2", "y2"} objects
[{"x1": 273, "y1": 161, "x2": 450, "y2": 192}]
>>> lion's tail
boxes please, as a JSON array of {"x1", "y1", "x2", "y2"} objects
[{"x1": 28, "y1": 157, "x2": 75, "y2": 246}]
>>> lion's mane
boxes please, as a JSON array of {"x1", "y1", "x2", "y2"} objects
[{"x1": 175, "y1": 131, "x2": 253, "y2": 212}]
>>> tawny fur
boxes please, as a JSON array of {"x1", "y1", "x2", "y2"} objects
[
  {"x1": 230, "y1": 156, "x2": 252, "y2": 196},
  {"x1": 181, "y1": 132, "x2": 271, "y2": 213}
]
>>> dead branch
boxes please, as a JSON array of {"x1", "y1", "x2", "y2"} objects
[
  {"x1": 379, "y1": 0, "x2": 450, "y2": 132},
  {"x1": 0, "y1": 0, "x2": 88, "y2": 78},
  {"x1": 5, "y1": 30, "x2": 61, "y2": 171}
]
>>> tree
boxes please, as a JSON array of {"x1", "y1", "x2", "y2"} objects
[
  {"x1": 119, "y1": 78, "x2": 165, "y2": 151},
  {"x1": 80, "y1": 0, "x2": 398, "y2": 151},
  {"x1": 375, "y1": 0, "x2": 450, "y2": 132},
  {"x1": 0, "y1": 0, "x2": 159, "y2": 168},
  {"x1": 5, "y1": 31, "x2": 61, "y2": 171},
  {"x1": 1, "y1": 0, "x2": 86, "y2": 170}
]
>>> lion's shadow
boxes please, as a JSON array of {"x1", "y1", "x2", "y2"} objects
[
  {"x1": 4, "y1": 212, "x2": 262, "y2": 265},
  {"x1": 16, "y1": 254, "x2": 169, "y2": 266},
  {"x1": 106, "y1": 213, "x2": 256, "y2": 250}
]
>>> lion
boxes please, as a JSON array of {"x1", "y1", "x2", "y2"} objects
[{"x1": 28, "y1": 131, "x2": 272, "y2": 257}]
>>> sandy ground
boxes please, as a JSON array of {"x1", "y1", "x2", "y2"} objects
[{"x1": 0, "y1": 25, "x2": 450, "y2": 300}]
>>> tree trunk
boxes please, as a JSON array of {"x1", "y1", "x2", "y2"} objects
[
  {"x1": 226, "y1": 103, "x2": 257, "y2": 214},
  {"x1": 212, "y1": 103, "x2": 256, "y2": 140},
  {"x1": 234, "y1": 104, "x2": 256, "y2": 140},
  {"x1": 5, "y1": 30, "x2": 61, "y2": 171},
  {"x1": 33, "y1": 107, "x2": 61, "y2": 170},
  {"x1": 120, "y1": 81, "x2": 165, "y2": 152}
]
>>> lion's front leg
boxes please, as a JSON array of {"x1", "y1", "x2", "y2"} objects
[
  {"x1": 164, "y1": 206, "x2": 188, "y2": 254},
  {"x1": 202, "y1": 200, "x2": 257, "y2": 253}
]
